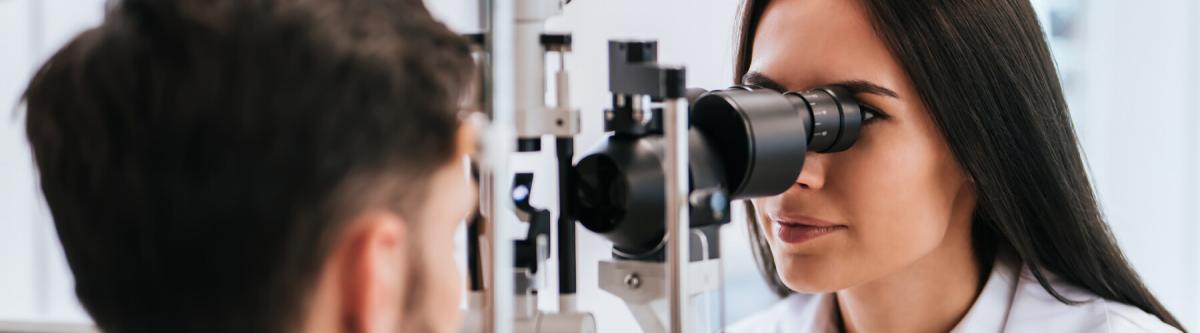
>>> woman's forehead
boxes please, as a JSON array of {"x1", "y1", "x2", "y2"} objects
[{"x1": 747, "y1": 0, "x2": 900, "y2": 91}]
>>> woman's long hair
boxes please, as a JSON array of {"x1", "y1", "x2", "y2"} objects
[{"x1": 734, "y1": 0, "x2": 1184, "y2": 330}]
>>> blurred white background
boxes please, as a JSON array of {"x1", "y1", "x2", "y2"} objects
[{"x1": 1, "y1": 0, "x2": 1197, "y2": 331}]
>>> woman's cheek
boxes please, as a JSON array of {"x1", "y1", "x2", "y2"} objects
[
  {"x1": 871, "y1": 149, "x2": 956, "y2": 261},
  {"x1": 823, "y1": 128, "x2": 945, "y2": 263}
]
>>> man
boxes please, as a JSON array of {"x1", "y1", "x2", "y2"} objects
[{"x1": 22, "y1": 0, "x2": 475, "y2": 332}]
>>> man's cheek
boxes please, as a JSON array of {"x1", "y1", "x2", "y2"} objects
[{"x1": 428, "y1": 228, "x2": 458, "y2": 266}]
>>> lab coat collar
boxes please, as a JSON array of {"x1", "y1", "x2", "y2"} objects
[
  {"x1": 729, "y1": 253, "x2": 1178, "y2": 332},
  {"x1": 949, "y1": 254, "x2": 1021, "y2": 332},
  {"x1": 731, "y1": 254, "x2": 1024, "y2": 333},
  {"x1": 760, "y1": 292, "x2": 840, "y2": 333}
]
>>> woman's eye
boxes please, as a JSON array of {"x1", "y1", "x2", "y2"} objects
[{"x1": 860, "y1": 103, "x2": 888, "y2": 124}]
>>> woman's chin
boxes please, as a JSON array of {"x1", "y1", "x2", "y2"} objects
[
  {"x1": 779, "y1": 276, "x2": 851, "y2": 294},
  {"x1": 775, "y1": 258, "x2": 859, "y2": 293}
]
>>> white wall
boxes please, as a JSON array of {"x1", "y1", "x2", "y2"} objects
[
  {"x1": 0, "y1": 0, "x2": 105, "y2": 324},
  {"x1": 1073, "y1": 0, "x2": 1200, "y2": 329},
  {"x1": 1, "y1": 0, "x2": 1196, "y2": 331},
  {"x1": 0, "y1": 0, "x2": 39, "y2": 320}
]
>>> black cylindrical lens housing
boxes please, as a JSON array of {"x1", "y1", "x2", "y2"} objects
[
  {"x1": 690, "y1": 85, "x2": 865, "y2": 198},
  {"x1": 691, "y1": 88, "x2": 808, "y2": 199},
  {"x1": 574, "y1": 84, "x2": 868, "y2": 260}
]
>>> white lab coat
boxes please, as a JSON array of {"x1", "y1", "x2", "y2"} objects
[{"x1": 728, "y1": 255, "x2": 1180, "y2": 332}]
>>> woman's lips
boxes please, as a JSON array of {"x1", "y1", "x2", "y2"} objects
[{"x1": 773, "y1": 216, "x2": 847, "y2": 244}]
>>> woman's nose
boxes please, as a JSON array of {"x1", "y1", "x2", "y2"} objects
[{"x1": 794, "y1": 151, "x2": 827, "y2": 190}]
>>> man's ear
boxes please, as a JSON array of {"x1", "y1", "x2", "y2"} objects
[
  {"x1": 456, "y1": 120, "x2": 478, "y2": 157},
  {"x1": 337, "y1": 211, "x2": 410, "y2": 333}
]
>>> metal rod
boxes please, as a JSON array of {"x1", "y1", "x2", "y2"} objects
[
  {"x1": 513, "y1": 0, "x2": 548, "y2": 140},
  {"x1": 476, "y1": 0, "x2": 493, "y2": 119},
  {"x1": 663, "y1": 96, "x2": 690, "y2": 333},
  {"x1": 467, "y1": 211, "x2": 484, "y2": 292},
  {"x1": 484, "y1": 0, "x2": 515, "y2": 332},
  {"x1": 555, "y1": 137, "x2": 577, "y2": 312}
]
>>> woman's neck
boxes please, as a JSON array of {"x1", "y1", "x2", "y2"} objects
[{"x1": 833, "y1": 218, "x2": 989, "y2": 333}]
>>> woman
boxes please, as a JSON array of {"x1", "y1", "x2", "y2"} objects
[{"x1": 728, "y1": 0, "x2": 1185, "y2": 332}]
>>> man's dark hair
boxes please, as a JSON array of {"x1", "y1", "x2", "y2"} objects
[{"x1": 21, "y1": 0, "x2": 473, "y2": 332}]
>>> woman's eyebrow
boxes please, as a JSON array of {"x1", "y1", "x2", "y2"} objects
[
  {"x1": 835, "y1": 80, "x2": 900, "y2": 98},
  {"x1": 741, "y1": 71, "x2": 789, "y2": 92},
  {"x1": 742, "y1": 71, "x2": 900, "y2": 98}
]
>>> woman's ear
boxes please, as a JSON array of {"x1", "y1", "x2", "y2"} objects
[{"x1": 337, "y1": 211, "x2": 410, "y2": 333}]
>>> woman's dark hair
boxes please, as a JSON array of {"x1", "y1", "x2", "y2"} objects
[{"x1": 735, "y1": 0, "x2": 1184, "y2": 330}]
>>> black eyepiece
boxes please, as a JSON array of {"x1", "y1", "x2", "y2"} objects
[
  {"x1": 574, "y1": 84, "x2": 870, "y2": 260},
  {"x1": 690, "y1": 85, "x2": 867, "y2": 198}
]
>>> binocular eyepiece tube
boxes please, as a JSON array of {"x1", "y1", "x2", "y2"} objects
[
  {"x1": 574, "y1": 84, "x2": 871, "y2": 260},
  {"x1": 691, "y1": 85, "x2": 866, "y2": 198}
]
